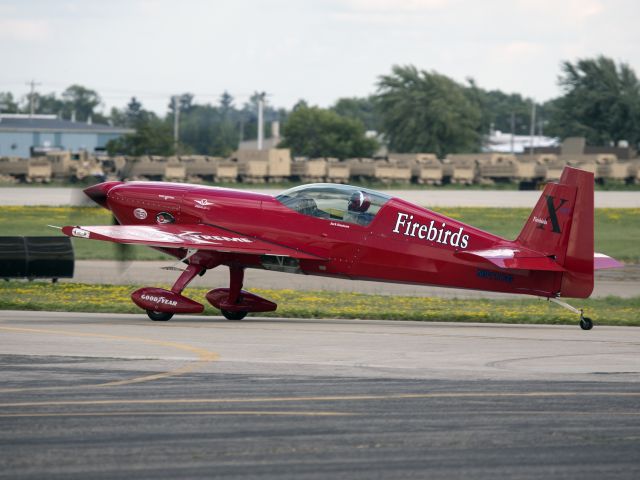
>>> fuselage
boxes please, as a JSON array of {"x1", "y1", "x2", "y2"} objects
[{"x1": 99, "y1": 181, "x2": 560, "y2": 297}]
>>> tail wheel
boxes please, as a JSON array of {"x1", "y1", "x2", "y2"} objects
[
  {"x1": 221, "y1": 309, "x2": 247, "y2": 321},
  {"x1": 146, "y1": 310, "x2": 174, "y2": 321},
  {"x1": 580, "y1": 316, "x2": 593, "y2": 330}
]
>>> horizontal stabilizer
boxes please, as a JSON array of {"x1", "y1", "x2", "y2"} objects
[
  {"x1": 455, "y1": 248, "x2": 565, "y2": 271},
  {"x1": 594, "y1": 253, "x2": 623, "y2": 270}
]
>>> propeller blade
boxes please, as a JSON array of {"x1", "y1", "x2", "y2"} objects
[{"x1": 111, "y1": 214, "x2": 135, "y2": 270}]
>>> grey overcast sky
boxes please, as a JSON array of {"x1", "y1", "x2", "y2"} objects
[{"x1": 1, "y1": 0, "x2": 639, "y2": 115}]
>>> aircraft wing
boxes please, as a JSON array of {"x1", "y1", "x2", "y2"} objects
[
  {"x1": 455, "y1": 247, "x2": 565, "y2": 271},
  {"x1": 62, "y1": 224, "x2": 325, "y2": 260}
]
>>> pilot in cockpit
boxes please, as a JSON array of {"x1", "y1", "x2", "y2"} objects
[{"x1": 346, "y1": 191, "x2": 373, "y2": 226}]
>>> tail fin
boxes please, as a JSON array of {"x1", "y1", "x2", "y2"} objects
[{"x1": 516, "y1": 166, "x2": 594, "y2": 298}]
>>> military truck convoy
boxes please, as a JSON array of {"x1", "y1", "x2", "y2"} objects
[{"x1": 1, "y1": 142, "x2": 639, "y2": 187}]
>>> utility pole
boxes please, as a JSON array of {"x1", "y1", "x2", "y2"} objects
[
  {"x1": 529, "y1": 101, "x2": 536, "y2": 158},
  {"x1": 172, "y1": 95, "x2": 180, "y2": 152},
  {"x1": 257, "y1": 92, "x2": 266, "y2": 151},
  {"x1": 26, "y1": 79, "x2": 41, "y2": 117}
]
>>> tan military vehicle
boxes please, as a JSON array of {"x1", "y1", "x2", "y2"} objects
[
  {"x1": 121, "y1": 156, "x2": 167, "y2": 180},
  {"x1": 345, "y1": 158, "x2": 374, "y2": 180},
  {"x1": 291, "y1": 158, "x2": 327, "y2": 183},
  {"x1": 539, "y1": 155, "x2": 566, "y2": 182},
  {"x1": 443, "y1": 154, "x2": 481, "y2": 185},
  {"x1": 557, "y1": 154, "x2": 615, "y2": 183},
  {"x1": 46, "y1": 151, "x2": 73, "y2": 179},
  {"x1": 27, "y1": 158, "x2": 53, "y2": 183},
  {"x1": 591, "y1": 155, "x2": 634, "y2": 183},
  {"x1": 42, "y1": 150, "x2": 104, "y2": 182},
  {"x1": 233, "y1": 148, "x2": 292, "y2": 183},
  {"x1": 181, "y1": 155, "x2": 214, "y2": 181},
  {"x1": 99, "y1": 155, "x2": 127, "y2": 180},
  {"x1": 180, "y1": 156, "x2": 238, "y2": 183},
  {"x1": 345, "y1": 158, "x2": 411, "y2": 183},
  {"x1": 0, "y1": 157, "x2": 26, "y2": 181},
  {"x1": 0, "y1": 156, "x2": 52, "y2": 183},
  {"x1": 233, "y1": 158, "x2": 268, "y2": 183},
  {"x1": 214, "y1": 159, "x2": 239, "y2": 183},
  {"x1": 632, "y1": 160, "x2": 640, "y2": 184},
  {"x1": 393, "y1": 153, "x2": 445, "y2": 184},
  {"x1": 478, "y1": 154, "x2": 518, "y2": 182},
  {"x1": 325, "y1": 158, "x2": 350, "y2": 183},
  {"x1": 164, "y1": 156, "x2": 186, "y2": 182}
]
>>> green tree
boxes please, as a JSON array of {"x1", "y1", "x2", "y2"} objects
[
  {"x1": 219, "y1": 91, "x2": 234, "y2": 117},
  {"x1": 331, "y1": 96, "x2": 380, "y2": 131},
  {"x1": 179, "y1": 104, "x2": 239, "y2": 156},
  {"x1": 375, "y1": 65, "x2": 481, "y2": 156},
  {"x1": 125, "y1": 97, "x2": 144, "y2": 124},
  {"x1": 546, "y1": 56, "x2": 640, "y2": 146},
  {"x1": 0, "y1": 92, "x2": 19, "y2": 113},
  {"x1": 292, "y1": 99, "x2": 308, "y2": 111},
  {"x1": 465, "y1": 80, "x2": 539, "y2": 136},
  {"x1": 106, "y1": 98, "x2": 173, "y2": 156},
  {"x1": 61, "y1": 85, "x2": 102, "y2": 122},
  {"x1": 110, "y1": 97, "x2": 148, "y2": 128},
  {"x1": 168, "y1": 93, "x2": 195, "y2": 115},
  {"x1": 279, "y1": 105, "x2": 378, "y2": 159},
  {"x1": 21, "y1": 92, "x2": 65, "y2": 116},
  {"x1": 106, "y1": 115, "x2": 174, "y2": 156}
]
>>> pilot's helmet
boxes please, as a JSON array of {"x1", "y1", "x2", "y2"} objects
[{"x1": 348, "y1": 191, "x2": 371, "y2": 212}]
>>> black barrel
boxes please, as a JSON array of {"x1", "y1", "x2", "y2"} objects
[
  {"x1": 0, "y1": 237, "x2": 27, "y2": 278},
  {"x1": 1, "y1": 236, "x2": 74, "y2": 280}
]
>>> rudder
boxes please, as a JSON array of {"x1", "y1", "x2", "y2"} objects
[{"x1": 516, "y1": 166, "x2": 594, "y2": 298}]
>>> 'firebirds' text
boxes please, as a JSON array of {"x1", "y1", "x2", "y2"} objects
[{"x1": 392, "y1": 212, "x2": 469, "y2": 248}]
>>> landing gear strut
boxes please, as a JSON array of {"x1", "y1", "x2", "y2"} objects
[
  {"x1": 145, "y1": 264, "x2": 205, "y2": 322},
  {"x1": 221, "y1": 266, "x2": 248, "y2": 320},
  {"x1": 549, "y1": 297, "x2": 593, "y2": 330},
  {"x1": 205, "y1": 265, "x2": 277, "y2": 319}
]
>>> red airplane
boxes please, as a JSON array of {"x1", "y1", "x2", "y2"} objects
[{"x1": 61, "y1": 166, "x2": 621, "y2": 330}]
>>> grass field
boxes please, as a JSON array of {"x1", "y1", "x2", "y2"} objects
[
  {"x1": 0, "y1": 206, "x2": 638, "y2": 262},
  {"x1": 1, "y1": 281, "x2": 638, "y2": 326}
]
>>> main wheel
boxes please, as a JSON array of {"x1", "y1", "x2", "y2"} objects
[
  {"x1": 580, "y1": 316, "x2": 593, "y2": 330},
  {"x1": 146, "y1": 310, "x2": 174, "y2": 321},
  {"x1": 221, "y1": 309, "x2": 247, "y2": 321}
]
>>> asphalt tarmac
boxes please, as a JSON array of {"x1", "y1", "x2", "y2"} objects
[{"x1": 1, "y1": 310, "x2": 639, "y2": 479}]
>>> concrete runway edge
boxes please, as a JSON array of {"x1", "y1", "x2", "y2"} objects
[{"x1": 1, "y1": 310, "x2": 639, "y2": 479}]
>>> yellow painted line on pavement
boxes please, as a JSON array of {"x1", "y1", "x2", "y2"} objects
[
  {"x1": 0, "y1": 410, "x2": 353, "y2": 418},
  {"x1": 2, "y1": 391, "x2": 640, "y2": 408},
  {"x1": 0, "y1": 326, "x2": 219, "y2": 392}
]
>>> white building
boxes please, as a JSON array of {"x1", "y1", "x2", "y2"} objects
[{"x1": 485, "y1": 130, "x2": 559, "y2": 153}]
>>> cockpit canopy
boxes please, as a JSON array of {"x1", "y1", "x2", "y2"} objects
[{"x1": 275, "y1": 184, "x2": 391, "y2": 226}]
